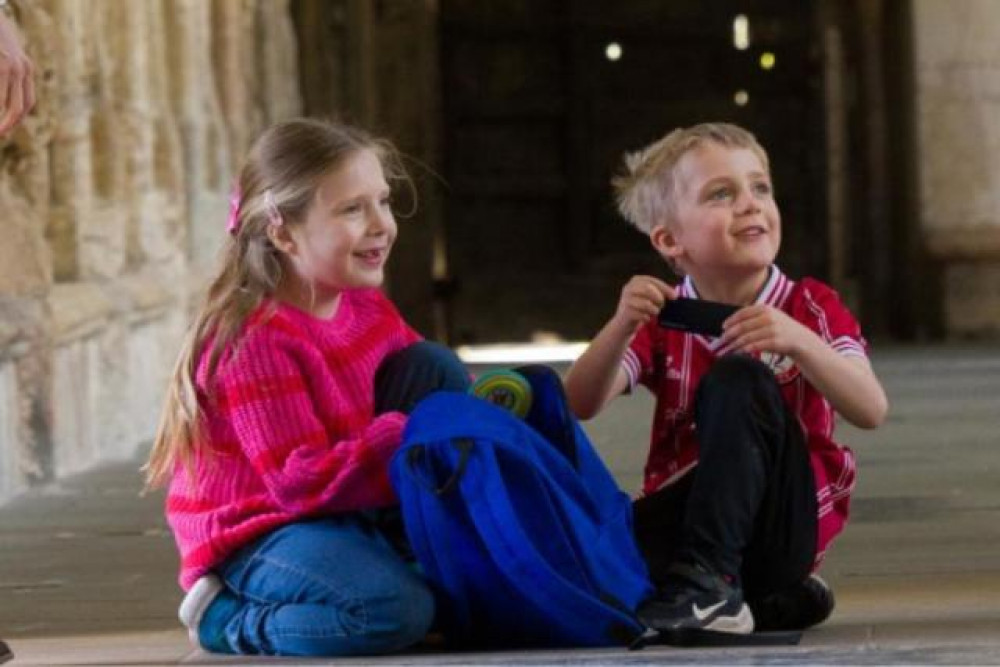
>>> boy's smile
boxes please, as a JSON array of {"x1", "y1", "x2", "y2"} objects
[{"x1": 653, "y1": 142, "x2": 781, "y2": 301}]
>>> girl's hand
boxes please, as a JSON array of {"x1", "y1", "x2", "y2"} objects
[
  {"x1": 612, "y1": 275, "x2": 677, "y2": 335},
  {"x1": 721, "y1": 304, "x2": 814, "y2": 357}
]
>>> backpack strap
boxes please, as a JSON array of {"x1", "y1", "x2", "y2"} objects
[
  {"x1": 403, "y1": 438, "x2": 474, "y2": 496},
  {"x1": 515, "y1": 364, "x2": 579, "y2": 466}
]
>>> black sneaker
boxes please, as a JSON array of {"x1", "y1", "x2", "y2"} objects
[
  {"x1": 637, "y1": 562, "x2": 754, "y2": 634},
  {"x1": 0, "y1": 638, "x2": 12, "y2": 664},
  {"x1": 749, "y1": 574, "x2": 835, "y2": 631}
]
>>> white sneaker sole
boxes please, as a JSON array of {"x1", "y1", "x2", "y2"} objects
[{"x1": 705, "y1": 602, "x2": 755, "y2": 634}]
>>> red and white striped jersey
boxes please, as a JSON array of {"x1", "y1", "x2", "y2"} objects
[{"x1": 622, "y1": 266, "x2": 867, "y2": 567}]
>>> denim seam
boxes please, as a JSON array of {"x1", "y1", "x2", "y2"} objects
[{"x1": 225, "y1": 554, "x2": 366, "y2": 639}]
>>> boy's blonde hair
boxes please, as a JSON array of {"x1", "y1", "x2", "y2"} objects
[
  {"x1": 144, "y1": 118, "x2": 409, "y2": 488},
  {"x1": 613, "y1": 122, "x2": 770, "y2": 234}
]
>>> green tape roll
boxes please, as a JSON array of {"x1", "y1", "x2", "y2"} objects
[{"x1": 469, "y1": 370, "x2": 533, "y2": 418}]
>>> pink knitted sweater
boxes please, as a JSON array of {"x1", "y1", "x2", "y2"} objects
[{"x1": 166, "y1": 288, "x2": 420, "y2": 589}]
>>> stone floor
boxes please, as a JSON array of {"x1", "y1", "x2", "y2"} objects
[{"x1": 3, "y1": 344, "x2": 1000, "y2": 665}]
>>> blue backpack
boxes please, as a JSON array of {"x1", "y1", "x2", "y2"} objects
[{"x1": 389, "y1": 365, "x2": 653, "y2": 648}]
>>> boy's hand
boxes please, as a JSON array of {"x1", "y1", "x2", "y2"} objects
[
  {"x1": 613, "y1": 276, "x2": 677, "y2": 334},
  {"x1": 721, "y1": 304, "x2": 815, "y2": 356}
]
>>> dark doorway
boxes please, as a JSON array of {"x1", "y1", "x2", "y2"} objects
[{"x1": 439, "y1": 0, "x2": 827, "y2": 344}]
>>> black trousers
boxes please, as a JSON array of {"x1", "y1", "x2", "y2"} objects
[
  {"x1": 371, "y1": 341, "x2": 470, "y2": 558},
  {"x1": 633, "y1": 355, "x2": 817, "y2": 601},
  {"x1": 373, "y1": 341, "x2": 470, "y2": 415}
]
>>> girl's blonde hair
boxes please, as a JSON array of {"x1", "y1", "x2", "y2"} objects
[
  {"x1": 612, "y1": 122, "x2": 770, "y2": 234},
  {"x1": 144, "y1": 118, "x2": 409, "y2": 488}
]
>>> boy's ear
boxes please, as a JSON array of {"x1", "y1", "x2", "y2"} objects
[{"x1": 650, "y1": 223, "x2": 683, "y2": 262}]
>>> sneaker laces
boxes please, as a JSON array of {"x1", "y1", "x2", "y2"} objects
[{"x1": 660, "y1": 561, "x2": 736, "y2": 604}]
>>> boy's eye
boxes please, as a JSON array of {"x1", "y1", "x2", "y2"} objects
[
  {"x1": 339, "y1": 203, "x2": 363, "y2": 215},
  {"x1": 752, "y1": 182, "x2": 773, "y2": 196},
  {"x1": 380, "y1": 195, "x2": 393, "y2": 209},
  {"x1": 707, "y1": 187, "x2": 732, "y2": 202}
]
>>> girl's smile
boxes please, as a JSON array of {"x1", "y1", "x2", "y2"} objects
[{"x1": 353, "y1": 246, "x2": 389, "y2": 267}]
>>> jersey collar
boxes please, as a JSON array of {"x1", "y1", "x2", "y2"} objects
[{"x1": 677, "y1": 266, "x2": 794, "y2": 352}]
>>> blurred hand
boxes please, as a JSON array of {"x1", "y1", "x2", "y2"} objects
[
  {"x1": 0, "y1": 12, "x2": 35, "y2": 135},
  {"x1": 721, "y1": 303, "x2": 814, "y2": 357},
  {"x1": 612, "y1": 275, "x2": 677, "y2": 335}
]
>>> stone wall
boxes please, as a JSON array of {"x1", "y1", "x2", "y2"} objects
[
  {"x1": 0, "y1": 0, "x2": 302, "y2": 502},
  {"x1": 913, "y1": 0, "x2": 1000, "y2": 335}
]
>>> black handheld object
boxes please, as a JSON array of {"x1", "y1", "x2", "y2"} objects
[{"x1": 657, "y1": 298, "x2": 738, "y2": 337}]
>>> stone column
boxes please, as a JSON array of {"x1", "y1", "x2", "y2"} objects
[
  {"x1": 166, "y1": 0, "x2": 232, "y2": 269},
  {"x1": 254, "y1": 0, "x2": 302, "y2": 124},
  {"x1": 116, "y1": 0, "x2": 186, "y2": 273},
  {"x1": 914, "y1": 0, "x2": 1000, "y2": 335},
  {"x1": 0, "y1": 0, "x2": 302, "y2": 502}
]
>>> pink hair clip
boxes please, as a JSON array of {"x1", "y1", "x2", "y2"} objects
[
  {"x1": 264, "y1": 189, "x2": 283, "y2": 227},
  {"x1": 226, "y1": 185, "x2": 242, "y2": 235}
]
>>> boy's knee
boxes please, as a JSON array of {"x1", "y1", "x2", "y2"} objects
[
  {"x1": 700, "y1": 354, "x2": 775, "y2": 395},
  {"x1": 388, "y1": 342, "x2": 466, "y2": 382},
  {"x1": 401, "y1": 341, "x2": 461, "y2": 368},
  {"x1": 696, "y1": 355, "x2": 786, "y2": 425}
]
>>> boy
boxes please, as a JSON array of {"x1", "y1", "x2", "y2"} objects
[{"x1": 564, "y1": 123, "x2": 887, "y2": 635}]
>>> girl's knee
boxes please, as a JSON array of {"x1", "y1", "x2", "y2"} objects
[
  {"x1": 276, "y1": 578, "x2": 435, "y2": 657},
  {"x1": 343, "y1": 577, "x2": 435, "y2": 654},
  {"x1": 385, "y1": 578, "x2": 435, "y2": 649}
]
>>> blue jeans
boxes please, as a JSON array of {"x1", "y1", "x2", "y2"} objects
[
  {"x1": 213, "y1": 517, "x2": 433, "y2": 656},
  {"x1": 203, "y1": 341, "x2": 469, "y2": 656}
]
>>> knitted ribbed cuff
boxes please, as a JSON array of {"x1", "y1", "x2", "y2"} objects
[{"x1": 369, "y1": 411, "x2": 408, "y2": 458}]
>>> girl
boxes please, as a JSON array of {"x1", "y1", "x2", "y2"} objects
[{"x1": 144, "y1": 118, "x2": 469, "y2": 656}]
